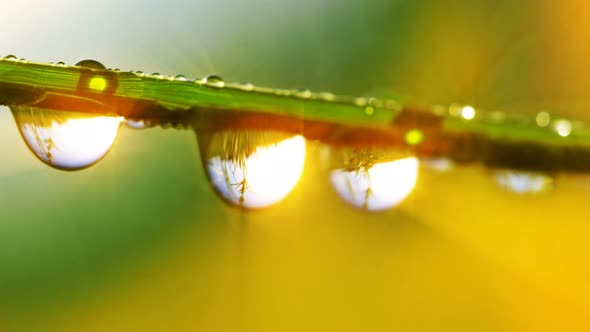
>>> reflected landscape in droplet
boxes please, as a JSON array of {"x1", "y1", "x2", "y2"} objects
[
  {"x1": 10, "y1": 106, "x2": 122, "y2": 170},
  {"x1": 329, "y1": 151, "x2": 419, "y2": 211},
  {"x1": 199, "y1": 130, "x2": 306, "y2": 209}
]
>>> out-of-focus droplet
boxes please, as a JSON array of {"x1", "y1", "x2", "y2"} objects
[
  {"x1": 319, "y1": 92, "x2": 336, "y2": 102},
  {"x1": 294, "y1": 88, "x2": 312, "y2": 99},
  {"x1": 125, "y1": 119, "x2": 151, "y2": 129},
  {"x1": 328, "y1": 148, "x2": 419, "y2": 211},
  {"x1": 354, "y1": 97, "x2": 368, "y2": 107},
  {"x1": 75, "y1": 59, "x2": 106, "y2": 70},
  {"x1": 553, "y1": 119, "x2": 572, "y2": 137},
  {"x1": 202, "y1": 75, "x2": 225, "y2": 88},
  {"x1": 460, "y1": 106, "x2": 476, "y2": 120},
  {"x1": 495, "y1": 170, "x2": 553, "y2": 194},
  {"x1": 235, "y1": 82, "x2": 255, "y2": 91},
  {"x1": 536, "y1": 111, "x2": 551, "y2": 127},
  {"x1": 10, "y1": 106, "x2": 122, "y2": 170},
  {"x1": 199, "y1": 130, "x2": 306, "y2": 209}
]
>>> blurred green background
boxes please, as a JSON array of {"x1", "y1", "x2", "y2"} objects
[{"x1": 2, "y1": 1, "x2": 590, "y2": 331}]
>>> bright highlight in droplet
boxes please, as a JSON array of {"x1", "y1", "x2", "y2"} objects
[
  {"x1": 207, "y1": 135, "x2": 306, "y2": 209},
  {"x1": 553, "y1": 119, "x2": 572, "y2": 137},
  {"x1": 404, "y1": 129, "x2": 424, "y2": 146},
  {"x1": 330, "y1": 157, "x2": 419, "y2": 211},
  {"x1": 88, "y1": 76, "x2": 107, "y2": 92},
  {"x1": 460, "y1": 106, "x2": 476, "y2": 120}
]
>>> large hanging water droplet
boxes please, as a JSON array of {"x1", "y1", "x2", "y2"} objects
[
  {"x1": 11, "y1": 106, "x2": 122, "y2": 170},
  {"x1": 201, "y1": 75, "x2": 225, "y2": 88},
  {"x1": 328, "y1": 148, "x2": 419, "y2": 211},
  {"x1": 75, "y1": 59, "x2": 106, "y2": 70},
  {"x1": 198, "y1": 130, "x2": 306, "y2": 209}
]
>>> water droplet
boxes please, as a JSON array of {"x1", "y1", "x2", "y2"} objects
[
  {"x1": 198, "y1": 130, "x2": 306, "y2": 209},
  {"x1": 553, "y1": 119, "x2": 572, "y2": 137},
  {"x1": 536, "y1": 111, "x2": 551, "y2": 127},
  {"x1": 495, "y1": 170, "x2": 553, "y2": 194},
  {"x1": 174, "y1": 74, "x2": 188, "y2": 81},
  {"x1": 202, "y1": 75, "x2": 225, "y2": 88},
  {"x1": 10, "y1": 106, "x2": 122, "y2": 170},
  {"x1": 150, "y1": 73, "x2": 164, "y2": 79},
  {"x1": 364, "y1": 105, "x2": 375, "y2": 116},
  {"x1": 236, "y1": 82, "x2": 255, "y2": 91},
  {"x1": 134, "y1": 71, "x2": 144, "y2": 77},
  {"x1": 75, "y1": 59, "x2": 106, "y2": 70},
  {"x1": 125, "y1": 119, "x2": 150, "y2": 129},
  {"x1": 327, "y1": 148, "x2": 418, "y2": 211},
  {"x1": 330, "y1": 156, "x2": 419, "y2": 211},
  {"x1": 460, "y1": 106, "x2": 476, "y2": 120},
  {"x1": 55, "y1": 61, "x2": 66, "y2": 67},
  {"x1": 354, "y1": 97, "x2": 368, "y2": 107},
  {"x1": 319, "y1": 92, "x2": 336, "y2": 101},
  {"x1": 2, "y1": 54, "x2": 17, "y2": 61},
  {"x1": 294, "y1": 88, "x2": 312, "y2": 99}
]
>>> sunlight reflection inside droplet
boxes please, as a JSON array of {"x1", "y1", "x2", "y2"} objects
[
  {"x1": 207, "y1": 135, "x2": 306, "y2": 209},
  {"x1": 330, "y1": 157, "x2": 419, "y2": 211},
  {"x1": 13, "y1": 107, "x2": 122, "y2": 170}
]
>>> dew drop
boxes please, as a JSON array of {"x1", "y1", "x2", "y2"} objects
[
  {"x1": 319, "y1": 92, "x2": 336, "y2": 102},
  {"x1": 354, "y1": 97, "x2": 368, "y2": 107},
  {"x1": 10, "y1": 106, "x2": 122, "y2": 170},
  {"x1": 198, "y1": 130, "x2": 306, "y2": 209},
  {"x1": 294, "y1": 88, "x2": 312, "y2": 99},
  {"x1": 174, "y1": 74, "x2": 188, "y2": 81},
  {"x1": 364, "y1": 105, "x2": 375, "y2": 116},
  {"x1": 125, "y1": 119, "x2": 151, "y2": 129},
  {"x1": 134, "y1": 71, "x2": 144, "y2": 77},
  {"x1": 150, "y1": 73, "x2": 164, "y2": 79},
  {"x1": 328, "y1": 148, "x2": 419, "y2": 211},
  {"x1": 55, "y1": 61, "x2": 66, "y2": 67},
  {"x1": 75, "y1": 59, "x2": 106, "y2": 70},
  {"x1": 201, "y1": 75, "x2": 225, "y2": 88},
  {"x1": 553, "y1": 119, "x2": 572, "y2": 137},
  {"x1": 236, "y1": 82, "x2": 255, "y2": 91},
  {"x1": 460, "y1": 106, "x2": 476, "y2": 120},
  {"x1": 2, "y1": 54, "x2": 17, "y2": 61},
  {"x1": 495, "y1": 170, "x2": 553, "y2": 194},
  {"x1": 330, "y1": 157, "x2": 419, "y2": 211}
]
